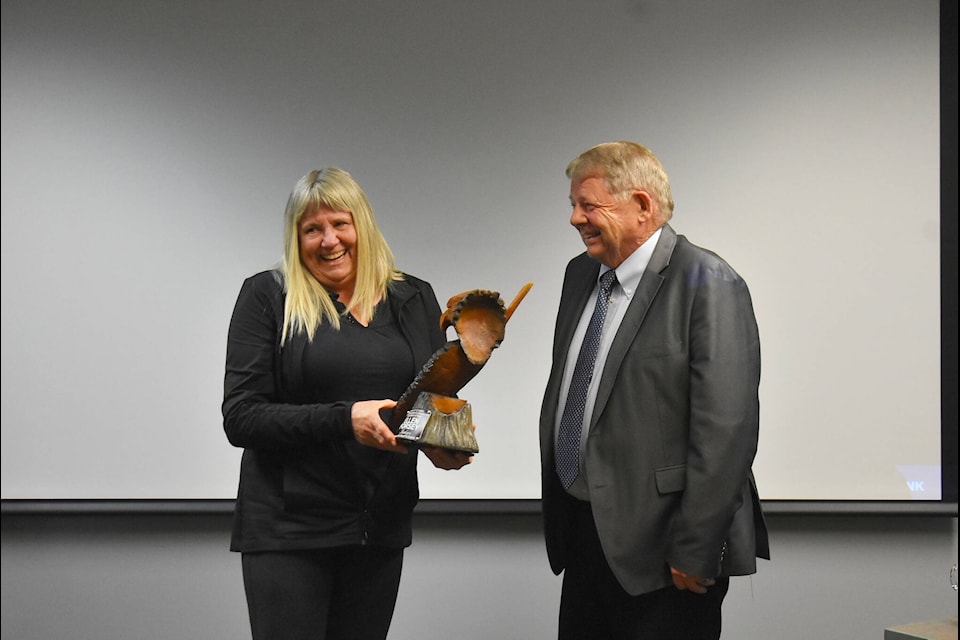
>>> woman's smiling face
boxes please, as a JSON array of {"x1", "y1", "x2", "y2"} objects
[{"x1": 298, "y1": 206, "x2": 358, "y2": 299}]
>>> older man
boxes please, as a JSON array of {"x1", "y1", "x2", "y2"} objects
[{"x1": 540, "y1": 141, "x2": 770, "y2": 639}]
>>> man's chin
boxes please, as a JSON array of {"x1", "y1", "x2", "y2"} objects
[{"x1": 584, "y1": 244, "x2": 606, "y2": 260}]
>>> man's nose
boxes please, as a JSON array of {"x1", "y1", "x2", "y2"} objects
[{"x1": 570, "y1": 205, "x2": 586, "y2": 227}]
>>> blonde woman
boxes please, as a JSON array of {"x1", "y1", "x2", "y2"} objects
[{"x1": 223, "y1": 167, "x2": 470, "y2": 640}]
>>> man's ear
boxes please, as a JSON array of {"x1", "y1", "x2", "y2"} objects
[{"x1": 633, "y1": 190, "x2": 656, "y2": 220}]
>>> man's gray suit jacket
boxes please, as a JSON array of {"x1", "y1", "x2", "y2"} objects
[{"x1": 540, "y1": 224, "x2": 770, "y2": 596}]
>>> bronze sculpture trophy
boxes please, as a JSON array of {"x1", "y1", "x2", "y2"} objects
[{"x1": 392, "y1": 283, "x2": 533, "y2": 454}]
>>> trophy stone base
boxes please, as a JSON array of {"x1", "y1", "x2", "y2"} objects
[{"x1": 396, "y1": 392, "x2": 479, "y2": 454}]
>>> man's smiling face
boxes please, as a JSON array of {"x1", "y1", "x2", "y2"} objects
[{"x1": 568, "y1": 175, "x2": 646, "y2": 269}]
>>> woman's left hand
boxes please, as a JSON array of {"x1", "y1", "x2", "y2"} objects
[{"x1": 421, "y1": 446, "x2": 473, "y2": 470}]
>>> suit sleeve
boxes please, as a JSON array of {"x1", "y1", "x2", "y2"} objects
[{"x1": 668, "y1": 260, "x2": 761, "y2": 577}]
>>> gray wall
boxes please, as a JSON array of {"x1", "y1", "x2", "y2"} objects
[
  {"x1": 1, "y1": 0, "x2": 947, "y2": 504},
  {"x1": 2, "y1": 512, "x2": 957, "y2": 639}
]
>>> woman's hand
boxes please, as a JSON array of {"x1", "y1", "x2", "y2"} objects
[
  {"x1": 421, "y1": 446, "x2": 473, "y2": 470},
  {"x1": 351, "y1": 399, "x2": 408, "y2": 453},
  {"x1": 420, "y1": 421, "x2": 475, "y2": 470}
]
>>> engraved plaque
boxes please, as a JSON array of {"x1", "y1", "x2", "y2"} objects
[{"x1": 397, "y1": 392, "x2": 478, "y2": 454}]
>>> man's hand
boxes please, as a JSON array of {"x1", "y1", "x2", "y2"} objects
[{"x1": 670, "y1": 567, "x2": 715, "y2": 594}]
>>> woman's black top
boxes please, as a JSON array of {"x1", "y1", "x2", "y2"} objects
[{"x1": 222, "y1": 269, "x2": 445, "y2": 552}]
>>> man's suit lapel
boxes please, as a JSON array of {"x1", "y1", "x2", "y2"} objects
[
  {"x1": 541, "y1": 256, "x2": 599, "y2": 468},
  {"x1": 546, "y1": 257, "x2": 600, "y2": 422},
  {"x1": 591, "y1": 225, "x2": 678, "y2": 428},
  {"x1": 556, "y1": 258, "x2": 600, "y2": 362}
]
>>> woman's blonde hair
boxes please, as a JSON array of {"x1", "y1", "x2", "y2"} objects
[
  {"x1": 280, "y1": 167, "x2": 402, "y2": 343},
  {"x1": 566, "y1": 141, "x2": 675, "y2": 222}
]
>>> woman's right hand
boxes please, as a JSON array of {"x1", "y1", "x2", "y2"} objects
[{"x1": 351, "y1": 399, "x2": 408, "y2": 453}]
